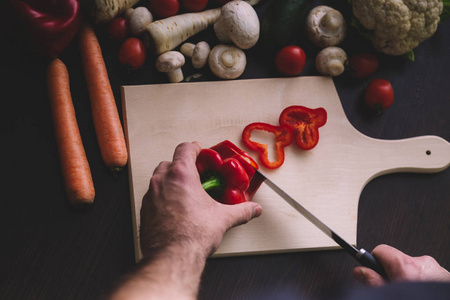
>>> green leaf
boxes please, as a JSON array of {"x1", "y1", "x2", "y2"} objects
[
  {"x1": 401, "y1": 50, "x2": 415, "y2": 62},
  {"x1": 441, "y1": 0, "x2": 450, "y2": 23}
]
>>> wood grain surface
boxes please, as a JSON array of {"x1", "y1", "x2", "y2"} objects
[
  {"x1": 122, "y1": 77, "x2": 449, "y2": 260},
  {"x1": 1, "y1": 1, "x2": 449, "y2": 299}
]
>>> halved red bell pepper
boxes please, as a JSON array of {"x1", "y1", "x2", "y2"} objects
[
  {"x1": 2, "y1": 0, "x2": 81, "y2": 58},
  {"x1": 210, "y1": 140, "x2": 263, "y2": 202},
  {"x1": 196, "y1": 148, "x2": 251, "y2": 205},
  {"x1": 196, "y1": 140, "x2": 264, "y2": 204},
  {"x1": 279, "y1": 106, "x2": 327, "y2": 150},
  {"x1": 241, "y1": 123, "x2": 293, "y2": 169}
]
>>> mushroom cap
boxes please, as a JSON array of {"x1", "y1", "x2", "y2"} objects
[
  {"x1": 315, "y1": 46, "x2": 347, "y2": 77},
  {"x1": 156, "y1": 51, "x2": 185, "y2": 72},
  {"x1": 180, "y1": 43, "x2": 196, "y2": 57},
  {"x1": 306, "y1": 5, "x2": 346, "y2": 48},
  {"x1": 191, "y1": 41, "x2": 210, "y2": 69},
  {"x1": 129, "y1": 7, "x2": 153, "y2": 36},
  {"x1": 209, "y1": 44, "x2": 246, "y2": 79},
  {"x1": 214, "y1": 1, "x2": 260, "y2": 49}
]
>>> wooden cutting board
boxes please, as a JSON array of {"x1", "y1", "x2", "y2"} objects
[{"x1": 121, "y1": 77, "x2": 450, "y2": 261}]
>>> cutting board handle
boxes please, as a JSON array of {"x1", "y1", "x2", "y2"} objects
[{"x1": 368, "y1": 135, "x2": 450, "y2": 177}]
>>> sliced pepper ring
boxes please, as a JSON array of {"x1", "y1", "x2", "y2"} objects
[
  {"x1": 279, "y1": 106, "x2": 327, "y2": 150},
  {"x1": 242, "y1": 122, "x2": 293, "y2": 169}
]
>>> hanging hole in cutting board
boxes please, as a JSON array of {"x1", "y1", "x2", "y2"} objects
[{"x1": 426, "y1": 150, "x2": 431, "y2": 155}]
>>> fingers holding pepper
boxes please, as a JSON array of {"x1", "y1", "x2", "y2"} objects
[{"x1": 140, "y1": 141, "x2": 262, "y2": 259}]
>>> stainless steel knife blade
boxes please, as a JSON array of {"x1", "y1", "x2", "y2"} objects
[{"x1": 253, "y1": 169, "x2": 387, "y2": 278}]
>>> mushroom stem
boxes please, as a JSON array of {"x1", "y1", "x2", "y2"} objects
[
  {"x1": 221, "y1": 49, "x2": 240, "y2": 68},
  {"x1": 156, "y1": 51, "x2": 186, "y2": 83},
  {"x1": 208, "y1": 44, "x2": 246, "y2": 79},
  {"x1": 306, "y1": 5, "x2": 346, "y2": 48},
  {"x1": 320, "y1": 10, "x2": 343, "y2": 33},
  {"x1": 315, "y1": 47, "x2": 347, "y2": 77},
  {"x1": 167, "y1": 69, "x2": 184, "y2": 83}
]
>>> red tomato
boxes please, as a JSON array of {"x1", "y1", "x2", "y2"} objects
[
  {"x1": 118, "y1": 38, "x2": 147, "y2": 70},
  {"x1": 348, "y1": 53, "x2": 379, "y2": 79},
  {"x1": 107, "y1": 17, "x2": 130, "y2": 42},
  {"x1": 148, "y1": 0, "x2": 179, "y2": 18},
  {"x1": 364, "y1": 79, "x2": 394, "y2": 113},
  {"x1": 180, "y1": 0, "x2": 208, "y2": 12},
  {"x1": 274, "y1": 46, "x2": 306, "y2": 76}
]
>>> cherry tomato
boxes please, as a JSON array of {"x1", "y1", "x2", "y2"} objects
[
  {"x1": 364, "y1": 79, "x2": 394, "y2": 113},
  {"x1": 180, "y1": 0, "x2": 209, "y2": 12},
  {"x1": 107, "y1": 17, "x2": 130, "y2": 42},
  {"x1": 118, "y1": 38, "x2": 147, "y2": 71},
  {"x1": 347, "y1": 53, "x2": 379, "y2": 79},
  {"x1": 274, "y1": 46, "x2": 306, "y2": 76},
  {"x1": 148, "y1": 0, "x2": 179, "y2": 19}
]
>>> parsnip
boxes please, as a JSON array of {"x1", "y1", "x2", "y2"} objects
[
  {"x1": 143, "y1": 8, "x2": 221, "y2": 55},
  {"x1": 83, "y1": 0, "x2": 140, "y2": 24}
]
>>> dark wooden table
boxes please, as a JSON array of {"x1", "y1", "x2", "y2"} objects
[{"x1": 1, "y1": 1, "x2": 449, "y2": 299}]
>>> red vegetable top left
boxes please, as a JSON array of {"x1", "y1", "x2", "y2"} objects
[{"x1": 1, "y1": 0, "x2": 81, "y2": 58}]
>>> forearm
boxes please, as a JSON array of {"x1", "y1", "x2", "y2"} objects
[
  {"x1": 109, "y1": 142, "x2": 263, "y2": 299},
  {"x1": 109, "y1": 244, "x2": 206, "y2": 300}
]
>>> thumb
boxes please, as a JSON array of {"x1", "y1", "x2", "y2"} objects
[
  {"x1": 225, "y1": 201, "x2": 262, "y2": 228},
  {"x1": 353, "y1": 266, "x2": 386, "y2": 287}
]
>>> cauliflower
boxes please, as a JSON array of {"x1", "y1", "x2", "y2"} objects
[{"x1": 351, "y1": 0, "x2": 443, "y2": 56}]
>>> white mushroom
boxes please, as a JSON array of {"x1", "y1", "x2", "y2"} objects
[
  {"x1": 214, "y1": 1, "x2": 260, "y2": 49},
  {"x1": 315, "y1": 47, "x2": 347, "y2": 77},
  {"x1": 123, "y1": 8, "x2": 134, "y2": 19},
  {"x1": 126, "y1": 7, "x2": 153, "y2": 36},
  {"x1": 180, "y1": 43, "x2": 195, "y2": 56},
  {"x1": 156, "y1": 51, "x2": 185, "y2": 83},
  {"x1": 208, "y1": 44, "x2": 246, "y2": 79},
  {"x1": 180, "y1": 41, "x2": 210, "y2": 69},
  {"x1": 306, "y1": 5, "x2": 347, "y2": 48}
]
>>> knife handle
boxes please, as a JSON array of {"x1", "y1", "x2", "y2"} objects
[{"x1": 358, "y1": 248, "x2": 389, "y2": 280}]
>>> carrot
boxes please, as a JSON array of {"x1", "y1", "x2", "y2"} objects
[
  {"x1": 47, "y1": 58, "x2": 95, "y2": 206},
  {"x1": 78, "y1": 21, "x2": 128, "y2": 175}
]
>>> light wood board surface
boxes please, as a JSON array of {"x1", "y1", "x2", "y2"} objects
[{"x1": 121, "y1": 77, "x2": 450, "y2": 261}]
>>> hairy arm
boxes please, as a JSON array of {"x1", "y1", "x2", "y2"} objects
[{"x1": 108, "y1": 142, "x2": 262, "y2": 300}]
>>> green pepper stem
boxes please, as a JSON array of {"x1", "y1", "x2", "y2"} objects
[{"x1": 202, "y1": 176, "x2": 222, "y2": 191}]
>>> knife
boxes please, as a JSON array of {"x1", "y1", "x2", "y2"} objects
[{"x1": 253, "y1": 170, "x2": 388, "y2": 278}]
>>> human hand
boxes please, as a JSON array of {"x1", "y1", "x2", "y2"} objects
[
  {"x1": 353, "y1": 244, "x2": 450, "y2": 287},
  {"x1": 139, "y1": 141, "x2": 263, "y2": 260}
]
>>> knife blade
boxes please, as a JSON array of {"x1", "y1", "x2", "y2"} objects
[{"x1": 253, "y1": 169, "x2": 387, "y2": 278}]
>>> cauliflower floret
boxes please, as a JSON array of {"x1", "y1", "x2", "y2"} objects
[{"x1": 352, "y1": 0, "x2": 443, "y2": 56}]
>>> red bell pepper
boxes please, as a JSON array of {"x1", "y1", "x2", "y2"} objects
[
  {"x1": 241, "y1": 123, "x2": 293, "y2": 169},
  {"x1": 210, "y1": 140, "x2": 263, "y2": 202},
  {"x1": 196, "y1": 140, "x2": 263, "y2": 204},
  {"x1": 279, "y1": 106, "x2": 327, "y2": 151},
  {"x1": 196, "y1": 148, "x2": 250, "y2": 205},
  {"x1": 2, "y1": 0, "x2": 81, "y2": 58}
]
